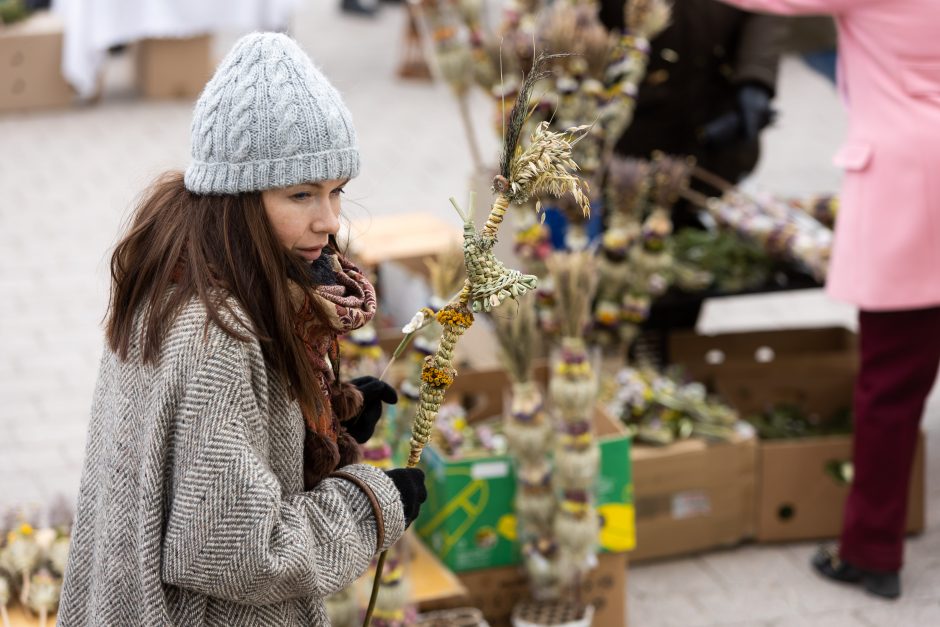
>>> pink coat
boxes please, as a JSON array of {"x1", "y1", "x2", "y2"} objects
[{"x1": 720, "y1": 0, "x2": 940, "y2": 310}]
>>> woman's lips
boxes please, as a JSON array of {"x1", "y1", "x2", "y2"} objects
[{"x1": 297, "y1": 246, "x2": 323, "y2": 261}]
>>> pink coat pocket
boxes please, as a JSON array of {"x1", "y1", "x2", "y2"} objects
[
  {"x1": 832, "y1": 142, "x2": 873, "y2": 171},
  {"x1": 900, "y1": 61, "x2": 940, "y2": 97}
]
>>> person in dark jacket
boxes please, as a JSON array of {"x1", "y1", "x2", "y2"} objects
[{"x1": 600, "y1": 0, "x2": 786, "y2": 189}]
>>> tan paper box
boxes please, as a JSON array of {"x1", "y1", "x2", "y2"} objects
[
  {"x1": 631, "y1": 434, "x2": 757, "y2": 562},
  {"x1": 757, "y1": 432, "x2": 925, "y2": 542},
  {"x1": 420, "y1": 550, "x2": 628, "y2": 627},
  {"x1": 0, "y1": 12, "x2": 74, "y2": 112},
  {"x1": 670, "y1": 326, "x2": 858, "y2": 417},
  {"x1": 136, "y1": 35, "x2": 212, "y2": 99}
]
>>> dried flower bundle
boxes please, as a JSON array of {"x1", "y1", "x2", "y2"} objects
[
  {"x1": 366, "y1": 53, "x2": 590, "y2": 626},
  {"x1": 0, "y1": 500, "x2": 73, "y2": 627},
  {"x1": 544, "y1": 251, "x2": 602, "y2": 594},
  {"x1": 490, "y1": 293, "x2": 540, "y2": 385},
  {"x1": 607, "y1": 366, "x2": 740, "y2": 445},
  {"x1": 544, "y1": 252, "x2": 598, "y2": 339}
]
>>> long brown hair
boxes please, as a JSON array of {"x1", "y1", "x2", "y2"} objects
[{"x1": 106, "y1": 171, "x2": 329, "y2": 418}]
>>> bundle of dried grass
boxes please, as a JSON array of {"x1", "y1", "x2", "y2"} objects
[
  {"x1": 544, "y1": 251, "x2": 599, "y2": 339},
  {"x1": 649, "y1": 152, "x2": 695, "y2": 210},
  {"x1": 539, "y1": 2, "x2": 613, "y2": 80},
  {"x1": 605, "y1": 156, "x2": 651, "y2": 220},
  {"x1": 490, "y1": 293, "x2": 540, "y2": 385}
]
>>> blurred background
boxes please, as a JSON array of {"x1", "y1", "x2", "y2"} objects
[{"x1": 0, "y1": 1, "x2": 937, "y2": 626}]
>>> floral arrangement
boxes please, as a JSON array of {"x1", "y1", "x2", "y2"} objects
[
  {"x1": 0, "y1": 497, "x2": 73, "y2": 627},
  {"x1": 363, "y1": 52, "x2": 590, "y2": 626},
  {"x1": 605, "y1": 366, "x2": 740, "y2": 445}
]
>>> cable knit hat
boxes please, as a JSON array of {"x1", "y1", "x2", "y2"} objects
[{"x1": 184, "y1": 32, "x2": 360, "y2": 195}]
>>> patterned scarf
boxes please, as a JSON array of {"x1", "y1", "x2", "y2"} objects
[{"x1": 289, "y1": 250, "x2": 377, "y2": 488}]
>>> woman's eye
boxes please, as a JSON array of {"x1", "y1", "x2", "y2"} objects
[
  {"x1": 330, "y1": 187, "x2": 346, "y2": 197},
  {"x1": 290, "y1": 192, "x2": 311, "y2": 200}
]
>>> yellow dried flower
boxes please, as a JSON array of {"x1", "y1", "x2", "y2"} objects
[
  {"x1": 421, "y1": 365, "x2": 455, "y2": 388},
  {"x1": 437, "y1": 306, "x2": 474, "y2": 328},
  {"x1": 560, "y1": 500, "x2": 591, "y2": 516}
]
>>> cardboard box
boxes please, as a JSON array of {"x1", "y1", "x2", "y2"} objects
[
  {"x1": 631, "y1": 433, "x2": 757, "y2": 562},
  {"x1": 671, "y1": 326, "x2": 927, "y2": 544},
  {"x1": 436, "y1": 550, "x2": 629, "y2": 627},
  {"x1": 757, "y1": 432, "x2": 926, "y2": 542},
  {"x1": 670, "y1": 326, "x2": 857, "y2": 417},
  {"x1": 137, "y1": 35, "x2": 212, "y2": 99},
  {"x1": 415, "y1": 404, "x2": 634, "y2": 572},
  {"x1": 0, "y1": 12, "x2": 74, "y2": 112}
]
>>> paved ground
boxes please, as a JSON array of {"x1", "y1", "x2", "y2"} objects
[{"x1": 0, "y1": 2, "x2": 937, "y2": 625}]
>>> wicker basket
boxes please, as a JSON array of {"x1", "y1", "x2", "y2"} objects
[
  {"x1": 511, "y1": 600, "x2": 594, "y2": 627},
  {"x1": 415, "y1": 607, "x2": 491, "y2": 627}
]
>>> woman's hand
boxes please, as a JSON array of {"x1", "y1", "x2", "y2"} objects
[
  {"x1": 344, "y1": 376, "x2": 398, "y2": 443},
  {"x1": 384, "y1": 468, "x2": 428, "y2": 526}
]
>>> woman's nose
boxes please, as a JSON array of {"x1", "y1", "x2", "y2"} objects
[{"x1": 315, "y1": 207, "x2": 341, "y2": 235}]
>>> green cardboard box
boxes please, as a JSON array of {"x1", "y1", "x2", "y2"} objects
[{"x1": 415, "y1": 405, "x2": 635, "y2": 573}]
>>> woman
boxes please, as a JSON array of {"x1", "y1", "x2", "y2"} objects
[
  {"x1": 58, "y1": 32, "x2": 426, "y2": 625},
  {"x1": 719, "y1": 0, "x2": 940, "y2": 600}
]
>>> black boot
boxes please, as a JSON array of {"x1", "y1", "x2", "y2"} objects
[{"x1": 811, "y1": 545, "x2": 901, "y2": 600}]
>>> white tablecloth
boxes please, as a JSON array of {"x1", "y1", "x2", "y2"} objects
[{"x1": 53, "y1": 0, "x2": 302, "y2": 97}]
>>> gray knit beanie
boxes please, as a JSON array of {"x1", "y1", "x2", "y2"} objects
[{"x1": 184, "y1": 32, "x2": 360, "y2": 195}]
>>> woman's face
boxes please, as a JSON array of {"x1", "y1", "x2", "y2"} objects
[{"x1": 261, "y1": 178, "x2": 348, "y2": 262}]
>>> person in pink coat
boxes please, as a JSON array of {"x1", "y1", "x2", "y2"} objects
[{"x1": 718, "y1": 0, "x2": 940, "y2": 600}]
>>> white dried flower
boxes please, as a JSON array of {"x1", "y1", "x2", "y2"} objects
[{"x1": 402, "y1": 309, "x2": 430, "y2": 334}]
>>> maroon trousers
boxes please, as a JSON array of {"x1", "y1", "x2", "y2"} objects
[{"x1": 839, "y1": 307, "x2": 940, "y2": 572}]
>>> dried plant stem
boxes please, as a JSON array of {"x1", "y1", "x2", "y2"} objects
[
  {"x1": 363, "y1": 558, "x2": 385, "y2": 627},
  {"x1": 457, "y1": 94, "x2": 484, "y2": 172}
]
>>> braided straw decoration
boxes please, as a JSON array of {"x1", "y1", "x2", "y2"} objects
[
  {"x1": 407, "y1": 305, "x2": 473, "y2": 467},
  {"x1": 369, "y1": 86, "x2": 592, "y2": 627}
]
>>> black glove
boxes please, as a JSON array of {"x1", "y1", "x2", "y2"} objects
[
  {"x1": 737, "y1": 83, "x2": 774, "y2": 142},
  {"x1": 700, "y1": 84, "x2": 775, "y2": 147},
  {"x1": 385, "y1": 468, "x2": 428, "y2": 526},
  {"x1": 344, "y1": 376, "x2": 398, "y2": 443}
]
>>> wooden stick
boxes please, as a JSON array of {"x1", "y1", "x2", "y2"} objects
[
  {"x1": 362, "y1": 552, "x2": 387, "y2": 627},
  {"x1": 456, "y1": 94, "x2": 484, "y2": 173},
  {"x1": 678, "y1": 187, "x2": 711, "y2": 210},
  {"x1": 691, "y1": 165, "x2": 734, "y2": 193}
]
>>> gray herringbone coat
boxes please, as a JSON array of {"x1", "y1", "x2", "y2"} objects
[{"x1": 58, "y1": 298, "x2": 406, "y2": 626}]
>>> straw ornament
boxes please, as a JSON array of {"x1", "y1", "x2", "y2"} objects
[
  {"x1": 365, "y1": 53, "x2": 590, "y2": 626},
  {"x1": 26, "y1": 569, "x2": 59, "y2": 627}
]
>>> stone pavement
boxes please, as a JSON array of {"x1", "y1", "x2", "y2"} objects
[{"x1": 0, "y1": 2, "x2": 937, "y2": 625}]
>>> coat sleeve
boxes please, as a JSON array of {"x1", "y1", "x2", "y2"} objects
[
  {"x1": 159, "y1": 334, "x2": 406, "y2": 605},
  {"x1": 718, "y1": 0, "x2": 881, "y2": 14},
  {"x1": 734, "y1": 12, "x2": 787, "y2": 93}
]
